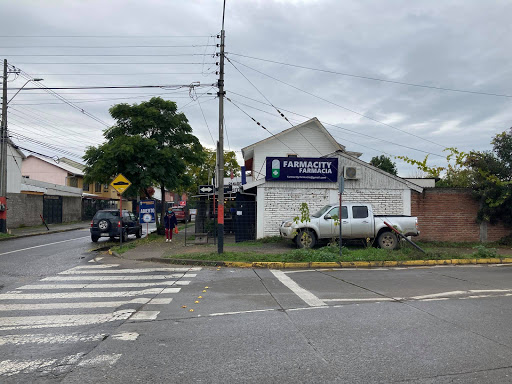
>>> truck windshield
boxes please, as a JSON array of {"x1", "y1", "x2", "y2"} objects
[{"x1": 311, "y1": 205, "x2": 333, "y2": 218}]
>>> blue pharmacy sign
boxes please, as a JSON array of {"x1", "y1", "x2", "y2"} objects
[
  {"x1": 139, "y1": 200, "x2": 156, "y2": 223},
  {"x1": 265, "y1": 157, "x2": 338, "y2": 182}
]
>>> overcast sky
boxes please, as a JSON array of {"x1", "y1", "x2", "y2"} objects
[{"x1": 2, "y1": 0, "x2": 512, "y2": 176}]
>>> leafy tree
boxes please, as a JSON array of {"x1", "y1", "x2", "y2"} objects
[
  {"x1": 187, "y1": 148, "x2": 240, "y2": 193},
  {"x1": 369, "y1": 155, "x2": 398, "y2": 176},
  {"x1": 84, "y1": 97, "x2": 205, "y2": 225},
  {"x1": 466, "y1": 129, "x2": 512, "y2": 225}
]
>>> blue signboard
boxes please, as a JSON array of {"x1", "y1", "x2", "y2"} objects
[
  {"x1": 139, "y1": 200, "x2": 156, "y2": 223},
  {"x1": 265, "y1": 157, "x2": 338, "y2": 182}
]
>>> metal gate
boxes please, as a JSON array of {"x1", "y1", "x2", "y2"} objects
[{"x1": 43, "y1": 195, "x2": 63, "y2": 224}]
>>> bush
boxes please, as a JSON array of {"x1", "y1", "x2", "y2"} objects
[{"x1": 472, "y1": 245, "x2": 498, "y2": 258}]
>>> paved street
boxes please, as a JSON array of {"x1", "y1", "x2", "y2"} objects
[{"x1": 1, "y1": 234, "x2": 512, "y2": 383}]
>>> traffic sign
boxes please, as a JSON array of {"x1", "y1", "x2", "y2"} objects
[
  {"x1": 199, "y1": 185, "x2": 214, "y2": 194},
  {"x1": 179, "y1": 201, "x2": 186, "y2": 206},
  {"x1": 139, "y1": 200, "x2": 156, "y2": 224},
  {"x1": 110, "y1": 174, "x2": 131, "y2": 195}
]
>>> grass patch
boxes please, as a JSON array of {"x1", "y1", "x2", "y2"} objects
[
  {"x1": 416, "y1": 240, "x2": 501, "y2": 249},
  {"x1": 227, "y1": 236, "x2": 286, "y2": 247},
  {"x1": 0, "y1": 232, "x2": 14, "y2": 239},
  {"x1": 110, "y1": 233, "x2": 162, "y2": 254}
]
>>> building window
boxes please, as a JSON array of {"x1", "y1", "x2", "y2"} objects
[
  {"x1": 69, "y1": 177, "x2": 78, "y2": 188},
  {"x1": 83, "y1": 183, "x2": 89, "y2": 192},
  {"x1": 103, "y1": 184, "x2": 109, "y2": 192},
  {"x1": 95, "y1": 182, "x2": 101, "y2": 193}
]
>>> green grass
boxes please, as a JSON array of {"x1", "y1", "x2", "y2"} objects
[
  {"x1": 227, "y1": 236, "x2": 283, "y2": 247},
  {"x1": 163, "y1": 243, "x2": 497, "y2": 263},
  {"x1": 0, "y1": 232, "x2": 14, "y2": 239},
  {"x1": 110, "y1": 233, "x2": 162, "y2": 254}
]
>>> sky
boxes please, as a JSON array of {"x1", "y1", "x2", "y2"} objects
[{"x1": 2, "y1": 0, "x2": 512, "y2": 176}]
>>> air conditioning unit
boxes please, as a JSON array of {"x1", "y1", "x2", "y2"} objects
[{"x1": 344, "y1": 166, "x2": 361, "y2": 179}]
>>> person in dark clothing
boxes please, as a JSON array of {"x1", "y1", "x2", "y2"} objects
[{"x1": 164, "y1": 210, "x2": 178, "y2": 242}]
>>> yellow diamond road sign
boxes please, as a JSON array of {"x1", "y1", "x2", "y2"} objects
[{"x1": 110, "y1": 174, "x2": 131, "y2": 195}]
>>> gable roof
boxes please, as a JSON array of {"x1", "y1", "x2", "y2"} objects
[
  {"x1": 26, "y1": 155, "x2": 84, "y2": 176},
  {"x1": 7, "y1": 139, "x2": 26, "y2": 160},
  {"x1": 241, "y1": 117, "x2": 345, "y2": 159}
]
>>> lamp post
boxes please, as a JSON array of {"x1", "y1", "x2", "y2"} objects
[{"x1": 0, "y1": 58, "x2": 43, "y2": 232}]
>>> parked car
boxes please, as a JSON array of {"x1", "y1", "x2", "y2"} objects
[
  {"x1": 171, "y1": 206, "x2": 191, "y2": 223},
  {"x1": 279, "y1": 202, "x2": 419, "y2": 249},
  {"x1": 90, "y1": 209, "x2": 142, "y2": 242}
]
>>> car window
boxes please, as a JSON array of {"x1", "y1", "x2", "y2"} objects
[
  {"x1": 94, "y1": 211, "x2": 118, "y2": 220},
  {"x1": 328, "y1": 207, "x2": 348, "y2": 219},
  {"x1": 352, "y1": 206, "x2": 368, "y2": 219},
  {"x1": 311, "y1": 205, "x2": 332, "y2": 218}
]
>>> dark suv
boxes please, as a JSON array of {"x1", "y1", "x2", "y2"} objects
[{"x1": 90, "y1": 209, "x2": 142, "y2": 242}]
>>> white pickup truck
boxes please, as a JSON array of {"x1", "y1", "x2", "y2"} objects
[{"x1": 279, "y1": 202, "x2": 419, "y2": 249}]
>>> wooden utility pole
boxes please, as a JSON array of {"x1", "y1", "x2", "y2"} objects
[{"x1": 0, "y1": 59, "x2": 8, "y2": 233}]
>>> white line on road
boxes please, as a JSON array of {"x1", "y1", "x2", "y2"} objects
[
  {"x1": 77, "y1": 353, "x2": 122, "y2": 367},
  {"x1": 323, "y1": 298, "x2": 395, "y2": 302},
  {"x1": 73, "y1": 264, "x2": 119, "y2": 269},
  {"x1": 270, "y1": 269, "x2": 326, "y2": 307},
  {"x1": 0, "y1": 310, "x2": 135, "y2": 331},
  {"x1": 130, "y1": 311, "x2": 160, "y2": 320},
  {"x1": 42, "y1": 273, "x2": 196, "y2": 281},
  {"x1": 147, "y1": 298, "x2": 173, "y2": 305},
  {"x1": 209, "y1": 308, "x2": 277, "y2": 317},
  {"x1": 88, "y1": 257, "x2": 103, "y2": 263},
  {"x1": 0, "y1": 353, "x2": 85, "y2": 376},
  {"x1": 112, "y1": 332, "x2": 139, "y2": 341},
  {"x1": 0, "y1": 298, "x2": 153, "y2": 311},
  {"x1": 0, "y1": 287, "x2": 181, "y2": 300},
  {"x1": 59, "y1": 267, "x2": 201, "y2": 274},
  {"x1": 16, "y1": 281, "x2": 190, "y2": 290},
  {"x1": 0, "y1": 236, "x2": 90, "y2": 256},
  {"x1": 0, "y1": 333, "x2": 107, "y2": 346}
]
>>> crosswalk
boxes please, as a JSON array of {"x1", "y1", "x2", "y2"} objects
[{"x1": 0, "y1": 261, "x2": 201, "y2": 378}]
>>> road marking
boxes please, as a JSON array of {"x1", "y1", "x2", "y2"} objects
[
  {"x1": 148, "y1": 298, "x2": 173, "y2": 305},
  {"x1": 270, "y1": 269, "x2": 326, "y2": 307},
  {"x1": 16, "y1": 281, "x2": 188, "y2": 289},
  {"x1": 73, "y1": 264, "x2": 119, "y2": 269},
  {"x1": 0, "y1": 298, "x2": 153, "y2": 311},
  {"x1": 0, "y1": 287, "x2": 180, "y2": 300},
  {"x1": 42, "y1": 273, "x2": 196, "y2": 281},
  {"x1": 59, "y1": 267, "x2": 201, "y2": 274},
  {"x1": 0, "y1": 353, "x2": 85, "y2": 376},
  {"x1": 209, "y1": 308, "x2": 277, "y2": 317},
  {"x1": 323, "y1": 298, "x2": 395, "y2": 302},
  {"x1": 88, "y1": 257, "x2": 103, "y2": 263},
  {"x1": 411, "y1": 291, "x2": 467, "y2": 300},
  {"x1": 112, "y1": 332, "x2": 139, "y2": 341},
  {"x1": 0, "y1": 333, "x2": 107, "y2": 345},
  {"x1": 0, "y1": 310, "x2": 135, "y2": 331},
  {"x1": 130, "y1": 311, "x2": 160, "y2": 320},
  {"x1": 0, "y1": 236, "x2": 90, "y2": 257},
  {"x1": 77, "y1": 353, "x2": 122, "y2": 367}
]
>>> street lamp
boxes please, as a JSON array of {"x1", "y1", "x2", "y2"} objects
[{"x1": 0, "y1": 64, "x2": 44, "y2": 232}]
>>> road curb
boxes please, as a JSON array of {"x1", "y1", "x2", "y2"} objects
[
  {"x1": 0, "y1": 226, "x2": 88, "y2": 242},
  {"x1": 107, "y1": 250, "x2": 512, "y2": 269}
]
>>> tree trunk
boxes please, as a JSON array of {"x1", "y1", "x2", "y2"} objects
[{"x1": 160, "y1": 184, "x2": 165, "y2": 227}]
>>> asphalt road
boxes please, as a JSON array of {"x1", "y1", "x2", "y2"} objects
[{"x1": 1, "y1": 234, "x2": 512, "y2": 383}]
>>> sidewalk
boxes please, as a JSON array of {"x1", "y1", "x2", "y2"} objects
[{"x1": 0, "y1": 221, "x2": 90, "y2": 241}]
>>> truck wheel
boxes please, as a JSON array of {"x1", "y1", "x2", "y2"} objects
[
  {"x1": 295, "y1": 229, "x2": 316, "y2": 249},
  {"x1": 378, "y1": 231, "x2": 398, "y2": 250}
]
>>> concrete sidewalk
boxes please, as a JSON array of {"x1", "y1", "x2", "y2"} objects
[{"x1": 1, "y1": 221, "x2": 90, "y2": 241}]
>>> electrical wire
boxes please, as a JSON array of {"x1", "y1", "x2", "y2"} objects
[
  {"x1": 227, "y1": 57, "x2": 447, "y2": 149},
  {"x1": 9, "y1": 84, "x2": 214, "y2": 90},
  {"x1": 0, "y1": 44, "x2": 216, "y2": 48},
  {"x1": 227, "y1": 52, "x2": 512, "y2": 98},
  {"x1": 194, "y1": 88, "x2": 216, "y2": 146},
  {"x1": 11, "y1": 62, "x2": 217, "y2": 65},
  {"x1": 5, "y1": 54, "x2": 217, "y2": 57}
]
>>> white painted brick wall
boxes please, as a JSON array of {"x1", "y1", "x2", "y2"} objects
[{"x1": 263, "y1": 187, "x2": 404, "y2": 237}]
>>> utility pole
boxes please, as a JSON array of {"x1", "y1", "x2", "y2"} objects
[
  {"x1": 0, "y1": 59, "x2": 8, "y2": 233},
  {"x1": 217, "y1": 0, "x2": 226, "y2": 253}
]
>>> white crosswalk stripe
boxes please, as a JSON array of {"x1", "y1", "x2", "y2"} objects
[{"x1": 0, "y1": 263, "x2": 201, "y2": 377}]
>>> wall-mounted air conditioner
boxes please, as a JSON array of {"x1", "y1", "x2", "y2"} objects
[{"x1": 344, "y1": 166, "x2": 361, "y2": 179}]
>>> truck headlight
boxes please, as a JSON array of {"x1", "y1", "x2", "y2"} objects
[{"x1": 283, "y1": 221, "x2": 293, "y2": 227}]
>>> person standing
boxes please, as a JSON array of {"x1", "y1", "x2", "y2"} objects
[{"x1": 164, "y1": 209, "x2": 178, "y2": 242}]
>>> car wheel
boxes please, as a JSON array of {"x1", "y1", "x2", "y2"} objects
[
  {"x1": 136, "y1": 227, "x2": 142, "y2": 238},
  {"x1": 295, "y1": 229, "x2": 316, "y2": 249},
  {"x1": 378, "y1": 231, "x2": 398, "y2": 250},
  {"x1": 98, "y1": 219, "x2": 111, "y2": 232},
  {"x1": 91, "y1": 235, "x2": 99, "y2": 242}
]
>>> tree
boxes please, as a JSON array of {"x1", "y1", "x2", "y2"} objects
[
  {"x1": 369, "y1": 155, "x2": 398, "y2": 176},
  {"x1": 466, "y1": 129, "x2": 512, "y2": 225},
  {"x1": 84, "y1": 97, "x2": 205, "y2": 226},
  {"x1": 187, "y1": 148, "x2": 240, "y2": 193}
]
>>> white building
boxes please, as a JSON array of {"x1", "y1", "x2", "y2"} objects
[{"x1": 241, "y1": 118, "x2": 423, "y2": 238}]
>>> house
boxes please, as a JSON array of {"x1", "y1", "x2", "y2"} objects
[
  {"x1": 241, "y1": 118, "x2": 423, "y2": 238},
  {"x1": 21, "y1": 155, "x2": 85, "y2": 189}
]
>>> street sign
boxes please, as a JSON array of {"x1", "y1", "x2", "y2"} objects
[
  {"x1": 139, "y1": 200, "x2": 156, "y2": 224},
  {"x1": 199, "y1": 185, "x2": 214, "y2": 194},
  {"x1": 179, "y1": 201, "x2": 186, "y2": 206},
  {"x1": 110, "y1": 174, "x2": 132, "y2": 195},
  {"x1": 339, "y1": 175, "x2": 345, "y2": 194}
]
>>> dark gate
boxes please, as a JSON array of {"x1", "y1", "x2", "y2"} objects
[
  {"x1": 234, "y1": 194, "x2": 256, "y2": 242},
  {"x1": 43, "y1": 195, "x2": 63, "y2": 224}
]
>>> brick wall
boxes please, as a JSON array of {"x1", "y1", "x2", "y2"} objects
[
  {"x1": 411, "y1": 189, "x2": 512, "y2": 242},
  {"x1": 263, "y1": 187, "x2": 405, "y2": 237}
]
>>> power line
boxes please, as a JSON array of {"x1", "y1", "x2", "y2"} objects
[
  {"x1": 194, "y1": 88, "x2": 216, "y2": 146},
  {"x1": 0, "y1": 35, "x2": 215, "y2": 38},
  {"x1": 9, "y1": 84, "x2": 215, "y2": 90},
  {"x1": 227, "y1": 57, "x2": 447, "y2": 149},
  {"x1": 24, "y1": 72, "x2": 214, "y2": 76},
  {"x1": 5, "y1": 54, "x2": 216, "y2": 57},
  {"x1": 11, "y1": 62, "x2": 217, "y2": 65},
  {"x1": 227, "y1": 52, "x2": 512, "y2": 99},
  {"x1": 227, "y1": 91, "x2": 445, "y2": 158},
  {"x1": 0, "y1": 45, "x2": 216, "y2": 48}
]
